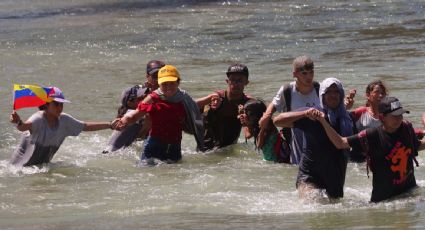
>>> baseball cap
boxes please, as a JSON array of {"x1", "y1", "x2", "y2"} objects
[
  {"x1": 48, "y1": 87, "x2": 70, "y2": 103},
  {"x1": 158, "y1": 65, "x2": 180, "y2": 85},
  {"x1": 121, "y1": 85, "x2": 147, "y2": 106},
  {"x1": 378, "y1": 97, "x2": 410, "y2": 116},
  {"x1": 226, "y1": 64, "x2": 249, "y2": 78},
  {"x1": 146, "y1": 60, "x2": 165, "y2": 75}
]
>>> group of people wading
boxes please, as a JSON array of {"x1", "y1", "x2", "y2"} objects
[{"x1": 9, "y1": 55, "x2": 425, "y2": 203}]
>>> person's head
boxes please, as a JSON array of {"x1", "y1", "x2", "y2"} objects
[
  {"x1": 319, "y1": 78, "x2": 344, "y2": 110},
  {"x1": 293, "y1": 55, "x2": 314, "y2": 87},
  {"x1": 320, "y1": 78, "x2": 353, "y2": 137},
  {"x1": 365, "y1": 80, "x2": 387, "y2": 106},
  {"x1": 43, "y1": 87, "x2": 70, "y2": 118},
  {"x1": 158, "y1": 65, "x2": 180, "y2": 97},
  {"x1": 379, "y1": 96, "x2": 409, "y2": 130},
  {"x1": 225, "y1": 64, "x2": 249, "y2": 96},
  {"x1": 243, "y1": 99, "x2": 267, "y2": 141},
  {"x1": 146, "y1": 60, "x2": 165, "y2": 90}
]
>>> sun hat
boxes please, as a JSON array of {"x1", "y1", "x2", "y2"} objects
[
  {"x1": 158, "y1": 65, "x2": 180, "y2": 85},
  {"x1": 378, "y1": 96, "x2": 410, "y2": 116},
  {"x1": 47, "y1": 87, "x2": 70, "y2": 103},
  {"x1": 226, "y1": 64, "x2": 249, "y2": 78},
  {"x1": 146, "y1": 60, "x2": 166, "y2": 75}
]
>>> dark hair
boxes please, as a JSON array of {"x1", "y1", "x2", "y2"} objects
[
  {"x1": 38, "y1": 103, "x2": 47, "y2": 110},
  {"x1": 365, "y1": 80, "x2": 387, "y2": 106},
  {"x1": 243, "y1": 99, "x2": 267, "y2": 147}
]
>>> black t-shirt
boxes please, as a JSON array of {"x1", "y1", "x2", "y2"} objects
[
  {"x1": 294, "y1": 117, "x2": 347, "y2": 198},
  {"x1": 203, "y1": 91, "x2": 250, "y2": 151},
  {"x1": 347, "y1": 121, "x2": 420, "y2": 202}
]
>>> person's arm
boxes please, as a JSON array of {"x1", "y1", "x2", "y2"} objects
[
  {"x1": 259, "y1": 103, "x2": 276, "y2": 129},
  {"x1": 83, "y1": 120, "x2": 118, "y2": 131},
  {"x1": 10, "y1": 110, "x2": 31, "y2": 132},
  {"x1": 272, "y1": 110, "x2": 308, "y2": 128},
  {"x1": 344, "y1": 89, "x2": 356, "y2": 110},
  {"x1": 316, "y1": 112, "x2": 351, "y2": 149},
  {"x1": 196, "y1": 93, "x2": 221, "y2": 109}
]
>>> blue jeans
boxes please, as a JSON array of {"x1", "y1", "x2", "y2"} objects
[{"x1": 141, "y1": 136, "x2": 182, "y2": 163}]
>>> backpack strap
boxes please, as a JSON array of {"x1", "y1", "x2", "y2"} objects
[
  {"x1": 313, "y1": 81, "x2": 320, "y2": 97},
  {"x1": 283, "y1": 84, "x2": 292, "y2": 112}
]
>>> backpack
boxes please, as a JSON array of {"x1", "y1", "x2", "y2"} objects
[{"x1": 281, "y1": 81, "x2": 320, "y2": 144}]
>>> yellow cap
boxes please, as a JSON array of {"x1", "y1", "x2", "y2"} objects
[{"x1": 158, "y1": 65, "x2": 180, "y2": 85}]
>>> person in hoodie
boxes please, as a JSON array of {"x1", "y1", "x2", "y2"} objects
[
  {"x1": 274, "y1": 77, "x2": 353, "y2": 201},
  {"x1": 113, "y1": 65, "x2": 204, "y2": 164}
]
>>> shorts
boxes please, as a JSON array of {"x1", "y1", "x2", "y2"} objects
[{"x1": 141, "y1": 136, "x2": 182, "y2": 163}]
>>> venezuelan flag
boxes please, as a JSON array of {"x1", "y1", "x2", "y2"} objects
[{"x1": 13, "y1": 84, "x2": 52, "y2": 110}]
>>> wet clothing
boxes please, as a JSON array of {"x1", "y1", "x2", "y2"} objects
[
  {"x1": 10, "y1": 111, "x2": 85, "y2": 167},
  {"x1": 203, "y1": 90, "x2": 251, "y2": 151},
  {"x1": 347, "y1": 121, "x2": 420, "y2": 202},
  {"x1": 138, "y1": 89, "x2": 202, "y2": 162},
  {"x1": 141, "y1": 136, "x2": 182, "y2": 162},
  {"x1": 260, "y1": 131, "x2": 289, "y2": 163},
  {"x1": 138, "y1": 92, "x2": 186, "y2": 144},
  {"x1": 294, "y1": 117, "x2": 347, "y2": 198},
  {"x1": 104, "y1": 110, "x2": 143, "y2": 153}
]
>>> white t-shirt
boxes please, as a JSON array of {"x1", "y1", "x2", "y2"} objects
[
  {"x1": 272, "y1": 82, "x2": 320, "y2": 112},
  {"x1": 10, "y1": 111, "x2": 85, "y2": 167}
]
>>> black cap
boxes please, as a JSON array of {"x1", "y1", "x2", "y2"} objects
[
  {"x1": 378, "y1": 97, "x2": 410, "y2": 116},
  {"x1": 146, "y1": 60, "x2": 165, "y2": 75},
  {"x1": 226, "y1": 64, "x2": 249, "y2": 78}
]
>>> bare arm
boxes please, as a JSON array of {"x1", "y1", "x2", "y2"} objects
[
  {"x1": 10, "y1": 110, "x2": 32, "y2": 132},
  {"x1": 272, "y1": 110, "x2": 307, "y2": 128},
  {"x1": 83, "y1": 120, "x2": 116, "y2": 131},
  {"x1": 316, "y1": 112, "x2": 351, "y2": 149},
  {"x1": 259, "y1": 103, "x2": 276, "y2": 129},
  {"x1": 196, "y1": 93, "x2": 221, "y2": 109}
]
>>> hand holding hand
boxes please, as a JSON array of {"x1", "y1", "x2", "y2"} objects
[
  {"x1": 305, "y1": 108, "x2": 325, "y2": 121},
  {"x1": 209, "y1": 93, "x2": 222, "y2": 109},
  {"x1": 112, "y1": 118, "x2": 127, "y2": 131}
]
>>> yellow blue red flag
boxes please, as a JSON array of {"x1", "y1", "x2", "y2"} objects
[{"x1": 13, "y1": 84, "x2": 52, "y2": 110}]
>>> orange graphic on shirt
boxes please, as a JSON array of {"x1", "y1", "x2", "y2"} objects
[{"x1": 390, "y1": 146, "x2": 411, "y2": 183}]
